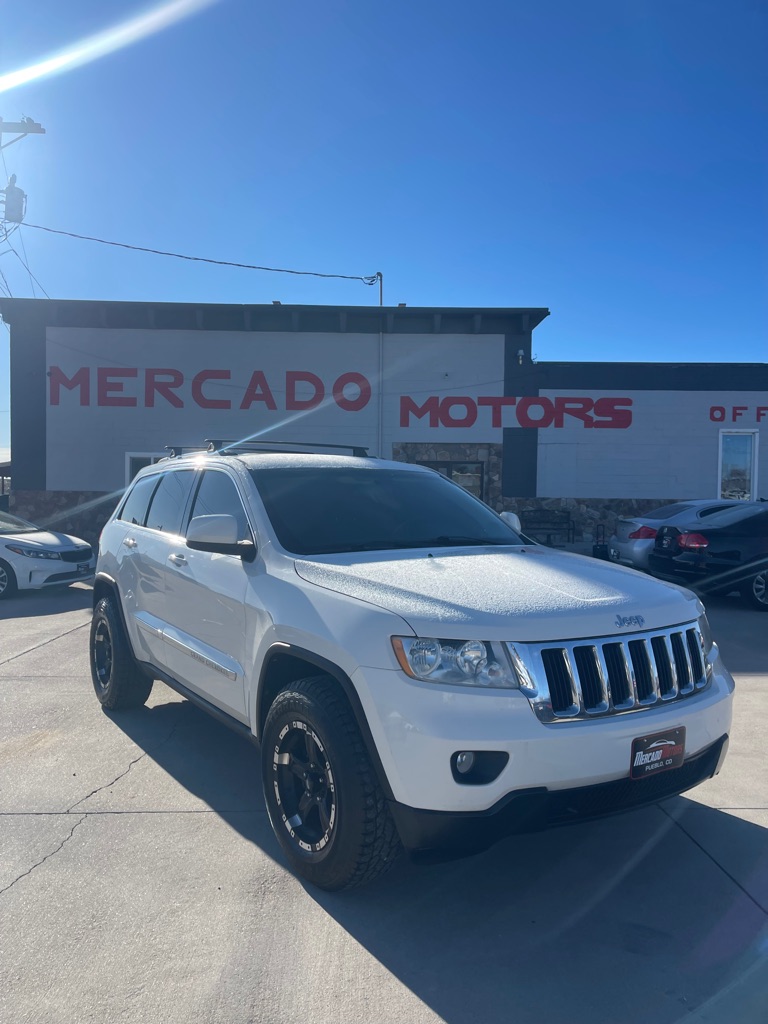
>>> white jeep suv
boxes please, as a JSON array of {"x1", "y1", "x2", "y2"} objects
[{"x1": 90, "y1": 443, "x2": 734, "y2": 890}]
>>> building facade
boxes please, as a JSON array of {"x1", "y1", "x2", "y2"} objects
[{"x1": 2, "y1": 298, "x2": 766, "y2": 542}]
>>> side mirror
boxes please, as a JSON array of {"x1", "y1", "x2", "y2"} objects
[
  {"x1": 500, "y1": 511, "x2": 522, "y2": 533},
  {"x1": 186, "y1": 514, "x2": 256, "y2": 561}
]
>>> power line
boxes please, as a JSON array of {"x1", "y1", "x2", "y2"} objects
[
  {"x1": 7, "y1": 236, "x2": 49, "y2": 298},
  {"x1": 17, "y1": 228, "x2": 38, "y2": 298},
  {"x1": 23, "y1": 222, "x2": 379, "y2": 286}
]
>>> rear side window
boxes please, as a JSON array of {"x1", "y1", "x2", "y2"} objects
[
  {"x1": 189, "y1": 471, "x2": 250, "y2": 540},
  {"x1": 118, "y1": 475, "x2": 159, "y2": 526},
  {"x1": 643, "y1": 503, "x2": 694, "y2": 521},
  {"x1": 145, "y1": 470, "x2": 196, "y2": 534},
  {"x1": 725, "y1": 510, "x2": 768, "y2": 538},
  {"x1": 698, "y1": 504, "x2": 737, "y2": 518}
]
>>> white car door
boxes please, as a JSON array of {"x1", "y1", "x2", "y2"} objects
[{"x1": 160, "y1": 468, "x2": 249, "y2": 721}]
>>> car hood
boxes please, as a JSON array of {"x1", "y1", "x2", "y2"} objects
[
  {"x1": 294, "y1": 545, "x2": 701, "y2": 641},
  {"x1": 0, "y1": 530, "x2": 92, "y2": 552}
]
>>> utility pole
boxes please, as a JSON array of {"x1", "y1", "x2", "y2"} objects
[{"x1": 1, "y1": 117, "x2": 45, "y2": 225}]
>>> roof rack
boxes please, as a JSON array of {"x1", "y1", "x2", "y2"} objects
[
  {"x1": 164, "y1": 444, "x2": 210, "y2": 458},
  {"x1": 205, "y1": 440, "x2": 372, "y2": 458}
]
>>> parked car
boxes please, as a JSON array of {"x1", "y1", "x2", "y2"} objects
[
  {"x1": 0, "y1": 511, "x2": 96, "y2": 599},
  {"x1": 648, "y1": 503, "x2": 768, "y2": 609},
  {"x1": 90, "y1": 443, "x2": 734, "y2": 890},
  {"x1": 610, "y1": 500, "x2": 745, "y2": 570}
]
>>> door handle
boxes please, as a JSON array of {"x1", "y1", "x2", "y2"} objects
[
  {"x1": 123, "y1": 537, "x2": 137, "y2": 549},
  {"x1": 168, "y1": 553, "x2": 187, "y2": 566}
]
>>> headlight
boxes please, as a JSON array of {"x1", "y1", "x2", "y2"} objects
[
  {"x1": 391, "y1": 637, "x2": 519, "y2": 689},
  {"x1": 6, "y1": 546, "x2": 62, "y2": 560},
  {"x1": 698, "y1": 613, "x2": 713, "y2": 655}
]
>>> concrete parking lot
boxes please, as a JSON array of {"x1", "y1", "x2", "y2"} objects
[{"x1": 1, "y1": 585, "x2": 766, "y2": 1024}]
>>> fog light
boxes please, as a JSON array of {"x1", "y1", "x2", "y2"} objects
[{"x1": 455, "y1": 751, "x2": 475, "y2": 774}]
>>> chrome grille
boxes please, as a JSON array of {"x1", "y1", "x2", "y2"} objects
[{"x1": 507, "y1": 624, "x2": 710, "y2": 723}]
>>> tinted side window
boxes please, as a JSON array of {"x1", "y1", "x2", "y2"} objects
[
  {"x1": 118, "y1": 475, "x2": 159, "y2": 526},
  {"x1": 189, "y1": 471, "x2": 250, "y2": 540},
  {"x1": 145, "y1": 470, "x2": 196, "y2": 534},
  {"x1": 698, "y1": 504, "x2": 736, "y2": 518}
]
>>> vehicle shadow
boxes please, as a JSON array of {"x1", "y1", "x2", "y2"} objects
[
  {"x1": 109, "y1": 692, "x2": 768, "y2": 1024},
  {"x1": 0, "y1": 584, "x2": 92, "y2": 620}
]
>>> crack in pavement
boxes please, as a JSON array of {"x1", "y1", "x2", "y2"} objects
[
  {"x1": 0, "y1": 621, "x2": 89, "y2": 668},
  {"x1": 1, "y1": 720, "x2": 184, "y2": 897},
  {"x1": 0, "y1": 814, "x2": 87, "y2": 896},
  {"x1": 67, "y1": 719, "x2": 183, "y2": 813}
]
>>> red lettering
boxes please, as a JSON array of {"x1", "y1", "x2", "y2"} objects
[
  {"x1": 478, "y1": 396, "x2": 517, "y2": 427},
  {"x1": 145, "y1": 368, "x2": 184, "y2": 408},
  {"x1": 240, "y1": 371, "x2": 277, "y2": 411},
  {"x1": 286, "y1": 371, "x2": 324, "y2": 411},
  {"x1": 400, "y1": 395, "x2": 440, "y2": 427},
  {"x1": 516, "y1": 397, "x2": 555, "y2": 428},
  {"x1": 593, "y1": 397, "x2": 632, "y2": 429},
  {"x1": 439, "y1": 397, "x2": 477, "y2": 427},
  {"x1": 732, "y1": 406, "x2": 747, "y2": 422},
  {"x1": 758, "y1": 407, "x2": 768, "y2": 423},
  {"x1": 333, "y1": 372, "x2": 371, "y2": 412},
  {"x1": 553, "y1": 397, "x2": 594, "y2": 428},
  {"x1": 710, "y1": 406, "x2": 726, "y2": 422},
  {"x1": 98, "y1": 368, "x2": 137, "y2": 407},
  {"x1": 49, "y1": 366, "x2": 90, "y2": 406},
  {"x1": 192, "y1": 370, "x2": 231, "y2": 410}
]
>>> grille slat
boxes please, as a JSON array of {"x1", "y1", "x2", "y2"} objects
[
  {"x1": 516, "y1": 622, "x2": 711, "y2": 723},
  {"x1": 671, "y1": 632, "x2": 695, "y2": 694}
]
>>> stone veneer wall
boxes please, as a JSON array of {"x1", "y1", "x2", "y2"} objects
[
  {"x1": 392, "y1": 443, "x2": 683, "y2": 541},
  {"x1": 10, "y1": 490, "x2": 119, "y2": 546}
]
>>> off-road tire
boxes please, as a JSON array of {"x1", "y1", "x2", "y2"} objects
[
  {"x1": 0, "y1": 559, "x2": 18, "y2": 600},
  {"x1": 262, "y1": 675, "x2": 401, "y2": 891},
  {"x1": 741, "y1": 570, "x2": 768, "y2": 611},
  {"x1": 90, "y1": 596, "x2": 154, "y2": 709}
]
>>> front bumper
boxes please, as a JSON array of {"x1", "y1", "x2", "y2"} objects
[
  {"x1": 22, "y1": 561, "x2": 96, "y2": 589},
  {"x1": 352, "y1": 649, "x2": 734, "y2": 813},
  {"x1": 391, "y1": 734, "x2": 729, "y2": 855}
]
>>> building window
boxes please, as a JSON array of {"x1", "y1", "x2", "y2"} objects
[
  {"x1": 418, "y1": 461, "x2": 484, "y2": 500},
  {"x1": 718, "y1": 431, "x2": 759, "y2": 500},
  {"x1": 126, "y1": 452, "x2": 165, "y2": 484}
]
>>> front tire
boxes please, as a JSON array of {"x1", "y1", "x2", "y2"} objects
[
  {"x1": 90, "y1": 596, "x2": 154, "y2": 708},
  {"x1": 0, "y1": 559, "x2": 18, "y2": 600},
  {"x1": 741, "y1": 570, "x2": 768, "y2": 611},
  {"x1": 261, "y1": 676, "x2": 401, "y2": 891}
]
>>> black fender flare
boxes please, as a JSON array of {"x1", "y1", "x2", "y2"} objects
[{"x1": 256, "y1": 642, "x2": 394, "y2": 800}]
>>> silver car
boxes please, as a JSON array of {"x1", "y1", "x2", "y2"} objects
[{"x1": 609, "y1": 500, "x2": 744, "y2": 571}]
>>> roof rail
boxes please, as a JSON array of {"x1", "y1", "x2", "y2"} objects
[{"x1": 205, "y1": 440, "x2": 372, "y2": 458}]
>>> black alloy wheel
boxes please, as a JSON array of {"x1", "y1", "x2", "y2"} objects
[{"x1": 272, "y1": 721, "x2": 336, "y2": 854}]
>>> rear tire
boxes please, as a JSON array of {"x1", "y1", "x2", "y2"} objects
[
  {"x1": 0, "y1": 559, "x2": 17, "y2": 600},
  {"x1": 741, "y1": 570, "x2": 768, "y2": 611},
  {"x1": 261, "y1": 676, "x2": 401, "y2": 891},
  {"x1": 90, "y1": 596, "x2": 154, "y2": 708}
]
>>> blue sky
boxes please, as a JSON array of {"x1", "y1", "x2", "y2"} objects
[{"x1": 1, "y1": 0, "x2": 766, "y2": 449}]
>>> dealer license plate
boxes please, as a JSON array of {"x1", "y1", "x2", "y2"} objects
[{"x1": 630, "y1": 727, "x2": 685, "y2": 780}]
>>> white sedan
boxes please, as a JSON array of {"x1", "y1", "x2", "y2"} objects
[{"x1": 0, "y1": 511, "x2": 96, "y2": 599}]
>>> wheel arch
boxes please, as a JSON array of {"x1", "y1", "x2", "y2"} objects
[{"x1": 256, "y1": 643, "x2": 394, "y2": 800}]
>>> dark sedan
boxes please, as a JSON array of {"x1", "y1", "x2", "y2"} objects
[{"x1": 648, "y1": 503, "x2": 768, "y2": 610}]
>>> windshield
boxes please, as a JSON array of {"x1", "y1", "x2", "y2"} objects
[
  {"x1": 249, "y1": 466, "x2": 524, "y2": 556},
  {"x1": 0, "y1": 511, "x2": 39, "y2": 535}
]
